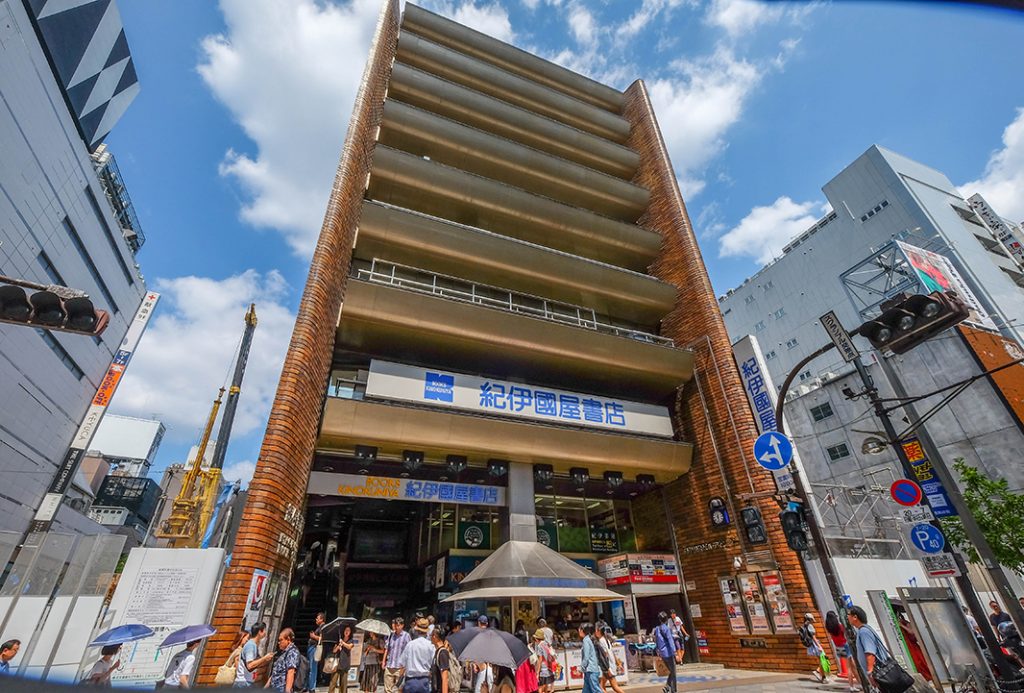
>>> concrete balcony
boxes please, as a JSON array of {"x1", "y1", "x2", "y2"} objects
[
  {"x1": 319, "y1": 397, "x2": 692, "y2": 482},
  {"x1": 401, "y1": 4, "x2": 624, "y2": 113},
  {"x1": 355, "y1": 201, "x2": 676, "y2": 325},
  {"x1": 389, "y1": 64, "x2": 638, "y2": 179},
  {"x1": 336, "y1": 277, "x2": 693, "y2": 400},
  {"x1": 367, "y1": 146, "x2": 661, "y2": 272},
  {"x1": 396, "y1": 33, "x2": 631, "y2": 144},
  {"x1": 379, "y1": 100, "x2": 649, "y2": 222}
]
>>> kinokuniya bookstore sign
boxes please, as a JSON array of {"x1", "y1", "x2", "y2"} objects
[
  {"x1": 308, "y1": 471, "x2": 506, "y2": 506},
  {"x1": 365, "y1": 360, "x2": 674, "y2": 436}
]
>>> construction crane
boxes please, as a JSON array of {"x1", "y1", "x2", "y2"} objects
[{"x1": 157, "y1": 304, "x2": 258, "y2": 547}]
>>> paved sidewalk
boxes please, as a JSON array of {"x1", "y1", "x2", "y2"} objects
[{"x1": 623, "y1": 665, "x2": 861, "y2": 692}]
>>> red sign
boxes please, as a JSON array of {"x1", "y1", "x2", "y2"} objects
[{"x1": 890, "y1": 479, "x2": 923, "y2": 507}]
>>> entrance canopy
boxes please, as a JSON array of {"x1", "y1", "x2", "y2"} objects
[{"x1": 442, "y1": 540, "x2": 622, "y2": 602}]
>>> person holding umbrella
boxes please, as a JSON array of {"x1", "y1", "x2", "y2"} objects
[
  {"x1": 360, "y1": 633, "x2": 385, "y2": 693},
  {"x1": 161, "y1": 639, "x2": 202, "y2": 688},
  {"x1": 83, "y1": 644, "x2": 121, "y2": 685},
  {"x1": 328, "y1": 624, "x2": 354, "y2": 693}
]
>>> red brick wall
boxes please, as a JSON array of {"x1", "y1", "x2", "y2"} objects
[
  {"x1": 622, "y1": 80, "x2": 817, "y2": 671},
  {"x1": 195, "y1": 1, "x2": 400, "y2": 683}
]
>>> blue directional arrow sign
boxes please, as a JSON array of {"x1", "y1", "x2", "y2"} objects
[
  {"x1": 909, "y1": 523, "x2": 945, "y2": 554},
  {"x1": 753, "y1": 431, "x2": 794, "y2": 471}
]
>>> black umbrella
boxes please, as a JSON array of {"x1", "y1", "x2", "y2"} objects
[{"x1": 447, "y1": 626, "x2": 531, "y2": 669}]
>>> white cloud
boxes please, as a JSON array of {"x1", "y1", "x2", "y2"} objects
[
  {"x1": 198, "y1": 0, "x2": 383, "y2": 257},
  {"x1": 111, "y1": 270, "x2": 295, "y2": 449},
  {"x1": 449, "y1": 2, "x2": 515, "y2": 42},
  {"x1": 567, "y1": 4, "x2": 596, "y2": 45},
  {"x1": 718, "y1": 196, "x2": 820, "y2": 264},
  {"x1": 647, "y1": 47, "x2": 761, "y2": 198},
  {"x1": 222, "y1": 459, "x2": 257, "y2": 486},
  {"x1": 705, "y1": 0, "x2": 784, "y2": 38},
  {"x1": 960, "y1": 107, "x2": 1024, "y2": 223}
]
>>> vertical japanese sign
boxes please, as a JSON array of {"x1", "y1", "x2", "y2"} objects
[
  {"x1": 732, "y1": 335, "x2": 795, "y2": 493},
  {"x1": 30, "y1": 292, "x2": 160, "y2": 533},
  {"x1": 900, "y1": 437, "x2": 957, "y2": 518}
]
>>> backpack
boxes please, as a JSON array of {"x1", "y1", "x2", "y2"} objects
[
  {"x1": 798, "y1": 624, "x2": 814, "y2": 648},
  {"x1": 294, "y1": 651, "x2": 311, "y2": 692},
  {"x1": 440, "y1": 645, "x2": 464, "y2": 692}
]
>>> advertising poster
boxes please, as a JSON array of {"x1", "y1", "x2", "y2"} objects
[
  {"x1": 565, "y1": 647, "x2": 584, "y2": 687},
  {"x1": 759, "y1": 571, "x2": 795, "y2": 633},
  {"x1": 243, "y1": 568, "x2": 271, "y2": 629},
  {"x1": 589, "y1": 527, "x2": 618, "y2": 553},
  {"x1": 896, "y1": 241, "x2": 996, "y2": 330},
  {"x1": 738, "y1": 573, "x2": 771, "y2": 634},
  {"x1": 697, "y1": 630, "x2": 710, "y2": 656},
  {"x1": 719, "y1": 577, "x2": 748, "y2": 635},
  {"x1": 611, "y1": 640, "x2": 629, "y2": 684},
  {"x1": 537, "y1": 521, "x2": 560, "y2": 551}
]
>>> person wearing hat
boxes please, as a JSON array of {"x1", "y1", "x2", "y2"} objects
[
  {"x1": 399, "y1": 618, "x2": 435, "y2": 693},
  {"x1": 532, "y1": 629, "x2": 557, "y2": 693},
  {"x1": 800, "y1": 613, "x2": 827, "y2": 683}
]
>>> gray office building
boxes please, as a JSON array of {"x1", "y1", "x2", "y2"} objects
[
  {"x1": 719, "y1": 145, "x2": 1024, "y2": 559},
  {"x1": 0, "y1": 0, "x2": 146, "y2": 535}
]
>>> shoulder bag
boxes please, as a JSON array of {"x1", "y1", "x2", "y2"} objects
[
  {"x1": 866, "y1": 626, "x2": 915, "y2": 693},
  {"x1": 215, "y1": 646, "x2": 242, "y2": 685}
]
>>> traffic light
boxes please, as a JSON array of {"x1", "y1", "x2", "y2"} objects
[
  {"x1": 0, "y1": 284, "x2": 109, "y2": 336},
  {"x1": 857, "y1": 291, "x2": 970, "y2": 355},
  {"x1": 740, "y1": 506, "x2": 768, "y2": 545},
  {"x1": 779, "y1": 505, "x2": 809, "y2": 552}
]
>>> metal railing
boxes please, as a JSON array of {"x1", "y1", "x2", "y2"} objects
[{"x1": 355, "y1": 259, "x2": 675, "y2": 346}]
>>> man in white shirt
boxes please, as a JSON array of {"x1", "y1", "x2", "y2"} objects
[
  {"x1": 162, "y1": 639, "x2": 202, "y2": 688},
  {"x1": 399, "y1": 619, "x2": 435, "y2": 693},
  {"x1": 537, "y1": 618, "x2": 554, "y2": 647}
]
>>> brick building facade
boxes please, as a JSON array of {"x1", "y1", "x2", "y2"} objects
[{"x1": 199, "y1": 1, "x2": 814, "y2": 682}]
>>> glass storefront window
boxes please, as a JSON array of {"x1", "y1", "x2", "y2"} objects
[
  {"x1": 533, "y1": 494, "x2": 637, "y2": 553},
  {"x1": 614, "y1": 501, "x2": 637, "y2": 551},
  {"x1": 556, "y1": 497, "x2": 589, "y2": 552},
  {"x1": 327, "y1": 368, "x2": 367, "y2": 399}
]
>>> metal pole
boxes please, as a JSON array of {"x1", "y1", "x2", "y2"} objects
[
  {"x1": 660, "y1": 488, "x2": 699, "y2": 664},
  {"x1": 870, "y1": 354, "x2": 1024, "y2": 669}
]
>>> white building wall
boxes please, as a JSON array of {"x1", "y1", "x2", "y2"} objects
[{"x1": 0, "y1": 0, "x2": 147, "y2": 534}]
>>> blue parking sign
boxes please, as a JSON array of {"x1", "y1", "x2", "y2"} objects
[{"x1": 909, "y1": 523, "x2": 945, "y2": 554}]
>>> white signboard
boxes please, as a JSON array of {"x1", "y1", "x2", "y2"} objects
[
  {"x1": 820, "y1": 311, "x2": 860, "y2": 363},
  {"x1": 897, "y1": 506, "x2": 935, "y2": 524},
  {"x1": 106, "y1": 548, "x2": 225, "y2": 687},
  {"x1": 969, "y1": 194, "x2": 1024, "y2": 266},
  {"x1": 308, "y1": 471, "x2": 506, "y2": 506},
  {"x1": 920, "y1": 553, "x2": 961, "y2": 578},
  {"x1": 366, "y1": 360, "x2": 674, "y2": 437},
  {"x1": 896, "y1": 241, "x2": 997, "y2": 331},
  {"x1": 732, "y1": 335, "x2": 795, "y2": 493}
]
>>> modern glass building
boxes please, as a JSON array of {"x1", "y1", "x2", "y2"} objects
[{"x1": 201, "y1": 2, "x2": 816, "y2": 678}]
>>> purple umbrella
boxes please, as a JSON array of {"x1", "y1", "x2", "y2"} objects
[
  {"x1": 89, "y1": 623, "x2": 155, "y2": 647},
  {"x1": 159, "y1": 624, "x2": 217, "y2": 648}
]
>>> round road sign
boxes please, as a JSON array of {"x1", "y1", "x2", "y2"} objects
[
  {"x1": 753, "y1": 432, "x2": 794, "y2": 471},
  {"x1": 909, "y1": 523, "x2": 945, "y2": 554},
  {"x1": 890, "y1": 479, "x2": 923, "y2": 507}
]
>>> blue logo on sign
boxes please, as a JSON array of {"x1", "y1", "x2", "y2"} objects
[
  {"x1": 424, "y1": 372, "x2": 454, "y2": 402},
  {"x1": 909, "y1": 523, "x2": 945, "y2": 554},
  {"x1": 753, "y1": 432, "x2": 793, "y2": 471}
]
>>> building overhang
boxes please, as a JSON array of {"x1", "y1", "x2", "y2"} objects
[
  {"x1": 336, "y1": 278, "x2": 693, "y2": 400},
  {"x1": 318, "y1": 397, "x2": 692, "y2": 482}
]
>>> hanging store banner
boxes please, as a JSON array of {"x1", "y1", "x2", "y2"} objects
[
  {"x1": 900, "y1": 437, "x2": 957, "y2": 518},
  {"x1": 537, "y1": 521, "x2": 559, "y2": 551},
  {"x1": 307, "y1": 471, "x2": 506, "y2": 506},
  {"x1": 366, "y1": 360, "x2": 674, "y2": 437},
  {"x1": 895, "y1": 241, "x2": 997, "y2": 331},
  {"x1": 732, "y1": 335, "x2": 796, "y2": 493}
]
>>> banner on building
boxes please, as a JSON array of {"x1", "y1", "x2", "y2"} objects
[
  {"x1": 31, "y1": 292, "x2": 160, "y2": 531},
  {"x1": 895, "y1": 241, "x2": 997, "y2": 331},
  {"x1": 537, "y1": 521, "x2": 559, "y2": 551},
  {"x1": 366, "y1": 360, "x2": 674, "y2": 437},
  {"x1": 732, "y1": 335, "x2": 796, "y2": 493},
  {"x1": 457, "y1": 521, "x2": 492, "y2": 549},
  {"x1": 900, "y1": 437, "x2": 957, "y2": 518},
  {"x1": 308, "y1": 471, "x2": 506, "y2": 506},
  {"x1": 968, "y1": 194, "x2": 1024, "y2": 266},
  {"x1": 958, "y1": 325, "x2": 1024, "y2": 429},
  {"x1": 598, "y1": 553, "x2": 679, "y2": 586}
]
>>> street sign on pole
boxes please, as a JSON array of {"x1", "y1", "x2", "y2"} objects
[
  {"x1": 898, "y1": 506, "x2": 935, "y2": 524},
  {"x1": 753, "y1": 431, "x2": 793, "y2": 471},
  {"x1": 890, "y1": 479, "x2": 923, "y2": 507},
  {"x1": 920, "y1": 554, "x2": 961, "y2": 578},
  {"x1": 909, "y1": 523, "x2": 945, "y2": 554},
  {"x1": 819, "y1": 311, "x2": 861, "y2": 363}
]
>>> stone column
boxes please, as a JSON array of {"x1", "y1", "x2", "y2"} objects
[{"x1": 507, "y1": 461, "x2": 537, "y2": 542}]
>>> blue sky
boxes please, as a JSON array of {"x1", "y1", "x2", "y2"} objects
[{"x1": 103, "y1": 0, "x2": 1024, "y2": 485}]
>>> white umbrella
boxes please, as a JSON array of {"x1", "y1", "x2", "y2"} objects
[{"x1": 355, "y1": 618, "x2": 391, "y2": 636}]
